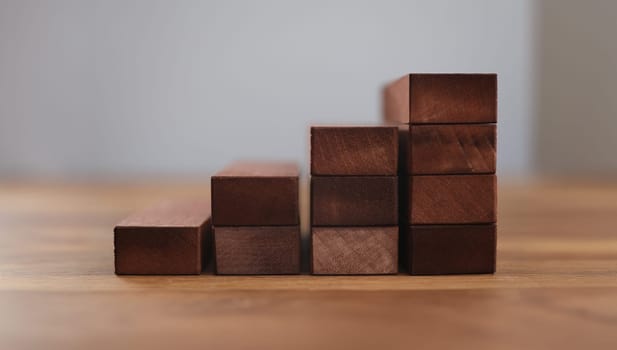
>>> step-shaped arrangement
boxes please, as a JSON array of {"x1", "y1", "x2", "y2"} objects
[
  {"x1": 384, "y1": 73, "x2": 497, "y2": 274},
  {"x1": 310, "y1": 126, "x2": 399, "y2": 274},
  {"x1": 211, "y1": 161, "x2": 301, "y2": 274},
  {"x1": 113, "y1": 72, "x2": 498, "y2": 276}
]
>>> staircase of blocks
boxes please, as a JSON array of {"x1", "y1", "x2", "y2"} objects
[{"x1": 114, "y1": 73, "x2": 498, "y2": 276}]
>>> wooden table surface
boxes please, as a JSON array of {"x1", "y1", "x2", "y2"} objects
[{"x1": 1, "y1": 180, "x2": 616, "y2": 349}]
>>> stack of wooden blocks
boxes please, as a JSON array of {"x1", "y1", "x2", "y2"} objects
[
  {"x1": 384, "y1": 73, "x2": 497, "y2": 274},
  {"x1": 113, "y1": 72, "x2": 498, "y2": 276},
  {"x1": 310, "y1": 126, "x2": 399, "y2": 274},
  {"x1": 211, "y1": 161, "x2": 301, "y2": 274}
]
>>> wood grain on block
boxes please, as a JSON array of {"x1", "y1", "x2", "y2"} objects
[
  {"x1": 405, "y1": 224, "x2": 496, "y2": 275},
  {"x1": 383, "y1": 73, "x2": 497, "y2": 124},
  {"x1": 311, "y1": 176, "x2": 398, "y2": 226},
  {"x1": 409, "y1": 175, "x2": 496, "y2": 224},
  {"x1": 409, "y1": 124, "x2": 496, "y2": 174},
  {"x1": 311, "y1": 125, "x2": 398, "y2": 175},
  {"x1": 312, "y1": 226, "x2": 398, "y2": 275},
  {"x1": 214, "y1": 226, "x2": 300, "y2": 275},
  {"x1": 211, "y1": 161, "x2": 299, "y2": 226},
  {"x1": 114, "y1": 199, "x2": 212, "y2": 275}
]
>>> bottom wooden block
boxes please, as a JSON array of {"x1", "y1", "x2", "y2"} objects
[
  {"x1": 114, "y1": 199, "x2": 212, "y2": 275},
  {"x1": 404, "y1": 225, "x2": 496, "y2": 275},
  {"x1": 214, "y1": 226, "x2": 300, "y2": 275},
  {"x1": 311, "y1": 226, "x2": 398, "y2": 275}
]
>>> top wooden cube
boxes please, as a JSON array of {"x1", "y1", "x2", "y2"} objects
[
  {"x1": 211, "y1": 161, "x2": 299, "y2": 226},
  {"x1": 311, "y1": 125, "x2": 398, "y2": 176},
  {"x1": 383, "y1": 74, "x2": 497, "y2": 124}
]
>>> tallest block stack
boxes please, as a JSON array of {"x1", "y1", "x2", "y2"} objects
[{"x1": 384, "y1": 74, "x2": 497, "y2": 274}]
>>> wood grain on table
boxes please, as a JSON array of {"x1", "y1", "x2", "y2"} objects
[{"x1": 1, "y1": 180, "x2": 617, "y2": 349}]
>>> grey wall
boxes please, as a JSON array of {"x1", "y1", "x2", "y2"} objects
[
  {"x1": 535, "y1": 0, "x2": 617, "y2": 175},
  {"x1": 0, "y1": 0, "x2": 535, "y2": 179}
]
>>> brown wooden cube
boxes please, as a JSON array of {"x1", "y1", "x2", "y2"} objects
[
  {"x1": 409, "y1": 124, "x2": 496, "y2": 174},
  {"x1": 311, "y1": 176, "x2": 398, "y2": 226},
  {"x1": 114, "y1": 199, "x2": 212, "y2": 275},
  {"x1": 211, "y1": 161, "x2": 299, "y2": 226},
  {"x1": 311, "y1": 226, "x2": 398, "y2": 275},
  {"x1": 383, "y1": 73, "x2": 497, "y2": 124},
  {"x1": 404, "y1": 224, "x2": 496, "y2": 275},
  {"x1": 311, "y1": 125, "x2": 398, "y2": 175},
  {"x1": 409, "y1": 175, "x2": 496, "y2": 224},
  {"x1": 214, "y1": 226, "x2": 300, "y2": 275}
]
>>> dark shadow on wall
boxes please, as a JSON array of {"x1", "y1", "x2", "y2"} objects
[{"x1": 535, "y1": 0, "x2": 617, "y2": 176}]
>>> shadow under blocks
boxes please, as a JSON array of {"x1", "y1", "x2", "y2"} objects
[{"x1": 383, "y1": 73, "x2": 497, "y2": 275}]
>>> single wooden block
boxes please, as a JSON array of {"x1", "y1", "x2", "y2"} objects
[
  {"x1": 383, "y1": 73, "x2": 497, "y2": 124},
  {"x1": 311, "y1": 226, "x2": 398, "y2": 275},
  {"x1": 211, "y1": 161, "x2": 299, "y2": 226},
  {"x1": 311, "y1": 176, "x2": 398, "y2": 226},
  {"x1": 214, "y1": 226, "x2": 300, "y2": 275},
  {"x1": 114, "y1": 199, "x2": 212, "y2": 275},
  {"x1": 409, "y1": 175, "x2": 496, "y2": 224},
  {"x1": 409, "y1": 124, "x2": 496, "y2": 174},
  {"x1": 405, "y1": 224, "x2": 496, "y2": 274},
  {"x1": 311, "y1": 125, "x2": 398, "y2": 175}
]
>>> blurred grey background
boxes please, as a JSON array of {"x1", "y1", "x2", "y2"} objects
[{"x1": 0, "y1": 0, "x2": 615, "y2": 180}]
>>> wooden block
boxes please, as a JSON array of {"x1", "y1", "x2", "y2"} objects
[
  {"x1": 405, "y1": 224, "x2": 496, "y2": 274},
  {"x1": 383, "y1": 75, "x2": 411, "y2": 125},
  {"x1": 409, "y1": 175, "x2": 496, "y2": 224},
  {"x1": 311, "y1": 176, "x2": 398, "y2": 226},
  {"x1": 311, "y1": 226, "x2": 398, "y2": 275},
  {"x1": 383, "y1": 73, "x2": 497, "y2": 124},
  {"x1": 311, "y1": 125, "x2": 398, "y2": 175},
  {"x1": 214, "y1": 226, "x2": 300, "y2": 275},
  {"x1": 114, "y1": 199, "x2": 212, "y2": 275},
  {"x1": 211, "y1": 161, "x2": 299, "y2": 226},
  {"x1": 409, "y1": 124, "x2": 496, "y2": 174}
]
